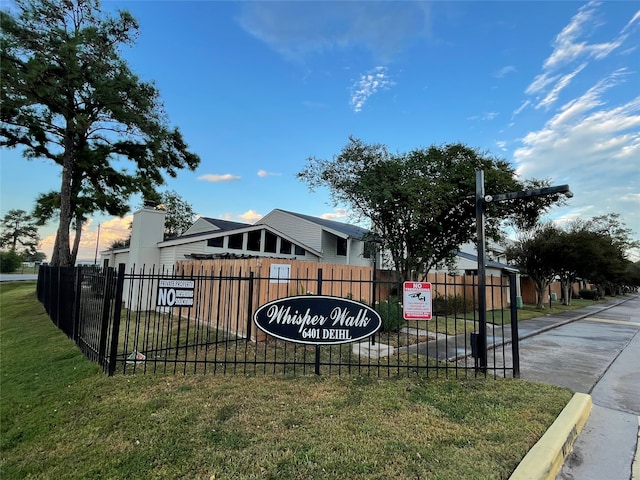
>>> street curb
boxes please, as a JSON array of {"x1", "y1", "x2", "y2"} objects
[
  {"x1": 509, "y1": 392, "x2": 592, "y2": 480},
  {"x1": 633, "y1": 416, "x2": 639, "y2": 480}
]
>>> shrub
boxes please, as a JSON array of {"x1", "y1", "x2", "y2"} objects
[
  {"x1": 376, "y1": 296, "x2": 405, "y2": 332},
  {"x1": 432, "y1": 294, "x2": 475, "y2": 315},
  {"x1": 0, "y1": 250, "x2": 22, "y2": 273},
  {"x1": 578, "y1": 289, "x2": 601, "y2": 300}
]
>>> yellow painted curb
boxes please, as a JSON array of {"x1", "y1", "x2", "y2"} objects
[{"x1": 509, "y1": 392, "x2": 592, "y2": 480}]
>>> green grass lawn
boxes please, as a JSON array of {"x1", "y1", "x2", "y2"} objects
[{"x1": 1, "y1": 282, "x2": 573, "y2": 480}]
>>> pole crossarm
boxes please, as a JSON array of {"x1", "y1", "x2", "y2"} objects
[
  {"x1": 474, "y1": 170, "x2": 572, "y2": 373},
  {"x1": 485, "y1": 185, "x2": 572, "y2": 203}
]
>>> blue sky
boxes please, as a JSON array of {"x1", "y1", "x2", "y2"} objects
[{"x1": 1, "y1": 1, "x2": 639, "y2": 261}]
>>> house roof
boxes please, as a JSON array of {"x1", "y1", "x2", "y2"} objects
[
  {"x1": 158, "y1": 222, "x2": 324, "y2": 258},
  {"x1": 272, "y1": 209, "x2": 371, "y2": 239},
  {"x1": 198, "y1": 217, "x2": 251, "y2": 232},
  {"x1": 456, "y1": 251, "x2": 519, "y2": 272}
]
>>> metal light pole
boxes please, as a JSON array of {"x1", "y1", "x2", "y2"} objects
[
  {"x1": 475, "y1": 171, "x2": 488, "y2": 370},
  {"x1": 369, "y1": 236, "x2": 384, "y2": 346},
  {"x1": 94, "y1": 223, "x2": 101, "y2": 265},
  {"x1": 475, "y1": 170, "x2": 572, "y2": 371}
]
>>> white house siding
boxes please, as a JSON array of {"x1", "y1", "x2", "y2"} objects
[
  {"x1": 258, "y1": 210, "x2": 323, "y2": 253},
  {"x1": 115, "y1": 251, "x2": 130, "y2": 268},
  {"x1": 349, "y1": 241, "x2": 373, "y2": 267},
  {"x1": 158, "y1": 248, "x2": 178, "y2": 272},
  {"x1": 101, "y1": 250, "x2": 129, "y2": 269},
  {"x1": 320, "y1": 231, "x2": 343, "y2": 265},
  {"x1": 166, "y1": 242, "x2": 207, "y2": 268}
]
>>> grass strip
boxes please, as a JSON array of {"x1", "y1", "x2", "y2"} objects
[{"x1": 1, "y1": 282, "x2": 572, "y2": 480}]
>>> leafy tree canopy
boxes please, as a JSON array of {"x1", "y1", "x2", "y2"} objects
[
  {"x1": 156, "y1": 190, "x2": 197, "y2": 239},
  {"x1": 1, "y1": 0, "x2": 200, "y2": 267},
  {"x1": 508, "y1": 213, "x2": 639, "y2": 306},
  {"x1": 0, "y1": 209, "x2": 40, "y2": 255},
  {"x1": 298, "y1": 137, "x2": 561, "y2": 279},
  {"x1": 506, "y1": 223, "x2": 560, "y2": 309}
]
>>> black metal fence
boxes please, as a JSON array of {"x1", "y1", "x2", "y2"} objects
[{"x1": 37, "y1": 264, "x2": 520, "y2": 378}]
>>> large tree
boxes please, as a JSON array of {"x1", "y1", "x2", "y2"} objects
[
  {"x1": 1, "y1": 0, "x2": 200, "y2": 267},
  {"x1": 0, "y1": 209, "x2": 40, "y2": 255},
  {"x1": 157, "y1": 190, "x2": 197, "y2": 239},
  {"x1": 506, "y1": 223, "x2": 560, "y2": 309},
  {"x1": 508, "y1": 213, "x2": 638, "y2": 306},
  {"x1": 298, "y1": 137, "x2": 561, "y2": 279},
  {"x1": 572, "y1": 214, "x2": 639, "y2": 294}
]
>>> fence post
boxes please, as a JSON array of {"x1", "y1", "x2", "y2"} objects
[
  {"x1": 73, "y1": 267, "x2": 83, "y2": 343},
  {"x1": 314, "y1": 268, "x2": 323, "y2": 375},
  {"x1": 54, "y1": 266, "x2": 61, "y2": 327},
  {"x1": 97, "y1": 267, "x2": 114, "y2": 371},
  {"x1": 107, "y1": 264, "x2": 126, "y2": 376},
  {"x1": 509, "y1": 272, "x2": 520, "y2": 378},
  {"x1": 246, "y1": 271, "x2": 254, "y2": 340}
]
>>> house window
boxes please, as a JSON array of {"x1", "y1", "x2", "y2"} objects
[
  {"x1": 247, "y1": 230, "x2": 261, "y2": 252},
  {"x1": 337, "y1": 238, "x2": 347, "y2": 256},
  {"x1": 294, "y1": 245, "x2": 305, "y2": 256},
  {"x1": 264, "y1": 231, "x2": 277, "y2": 253},
  {"x1": 228, "y1": 233, "x2": 243, "y2": 250},
  {"x1": 207, "y1": 237, "x2": 224, "y2": 248},
  {"x1": 363, "y1": 242, "x2": 374, "y2": 259},
  {"x1": 280, "y1": 239, "x2": 292, "y2": 255}
]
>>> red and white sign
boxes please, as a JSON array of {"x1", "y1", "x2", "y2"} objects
[{"x1": 403, "y1": 282, "x2": 432, "y2": 320}]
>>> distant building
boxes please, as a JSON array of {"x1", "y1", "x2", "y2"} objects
[{"x1": 101, "y1": 207, "x2": 376, "y2": 272}]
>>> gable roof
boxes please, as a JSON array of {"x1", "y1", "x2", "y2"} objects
[
  {"x1": 271, "y1": 209, "x2": 371, "y2": 239},
  {"x1": 456, "y1": 251, "x2": 519, "y2": 272},
  {"x1": 199, "y1": 217, "x2": 251, "y2": 232}
]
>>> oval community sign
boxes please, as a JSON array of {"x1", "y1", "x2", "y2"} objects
[{"x1": 253, "y1": 295, "x2": 382, "y2": 345}]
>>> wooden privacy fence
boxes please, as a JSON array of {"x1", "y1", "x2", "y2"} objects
[{"x1": 174, "y1": 259, "x2": 374, "y2": 342}]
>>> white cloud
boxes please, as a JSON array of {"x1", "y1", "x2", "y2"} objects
[
  {"x1": 237, "y1": 2, "x2": 430, "y2": 63},
  {"x1": 514, "y1": 74, "x2": 640, "y2": 236},
  {"x1": 493, "y1": 65, "x2": 516, "y2": 78},
  {"x1": 350, "y1": 66, "x2": 395, "y2": 113},
  {"x1": 320, "y1": 208, "x2": 349, "y2": 220},
  {"x1": 468, "y1": 112, "x2": 499, "y2": 122},
  {"x1": 536, "y1": 63, "x2": 587, "y2": 110},
  {"x1": 239, "y1": 210, "x2": 263, "y2": 223},
  {"x1": 523, "y1": 1, "x2": 635, "y2": 112},
  {"x1": 257, "y1": 170, "x2": 280, "y2": 177},
  {"x1": 197, "y1": 173, "x2": 241, "y2": 182},
  {"x1": 513, "y1": 100, "x2": 531, "y2": 117},
  {"x1": 513, "y1": 4, "x2": 640, "y2": 241},
  {"x1": 543, "y1": 1, "x2": 623, "y2": 71}
]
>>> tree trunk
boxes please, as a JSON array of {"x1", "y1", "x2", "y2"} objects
[
  {"x1": 70, "y1": 213, "x2": 84, "y2": 266},
  {"x1": 562, "y1": 282, "x2": 572, "y2": 306},
  {"x1": 52, "y1": 124, "x2": 76, "y2": 267},
  {"x1": 534, "y1": 280, "x2": 546, "y2": 310}
]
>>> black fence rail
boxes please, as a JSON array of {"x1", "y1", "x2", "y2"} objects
[{"x1": 37, "y1": 264, "x2": 520, "y2": 378}]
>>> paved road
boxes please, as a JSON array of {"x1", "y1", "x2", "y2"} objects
[
  {"x1": 0, "y1": 274, "x2": 38, "y2": 282},
  {"x1": 545, "y1": 296, "x2": 640, "y2": 480},
  {"x1": 497, "y1": 295, "x2": 639, "y2": 480}
]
